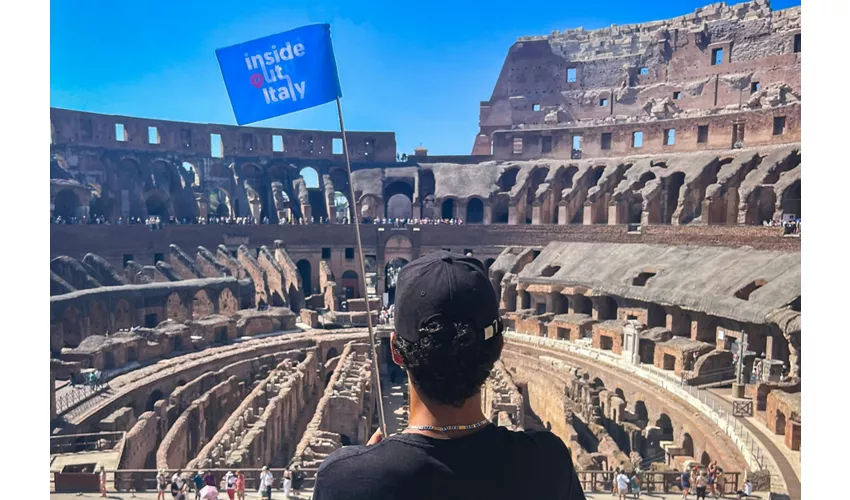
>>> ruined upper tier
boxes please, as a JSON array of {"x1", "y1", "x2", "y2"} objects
[{"x1": 475, "y1": 0, "x2": 801, "y2": 159}]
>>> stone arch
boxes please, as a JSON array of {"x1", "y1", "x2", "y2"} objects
[
  {"x1": 209, "y1": 162, "x2": 231, "y2": 179},
  {"x1": 633, "y1": 400, "x2": 648, "y2": 426},
  {"x1": 219, "y1": 288, "x2": 238, "y2": 316},
  {"x1": 655, "y1": 413, "x2": 674, "y2": 441},
  {"x1": 746, "y1": 186, "x2": 777, "y2": 225},
  {"x1": 333, "y1": 191, "x2": 350, "y2": 223},
  {"x1": 151, "y1": 159, "x2": 179, "y2": 193},
  {"x1": 385, "y1": 258, "x2": 409, "y2": 305},
  {"x1": 384, "y1": 235, "x2": 413, "y2": 264},
  {"x1": 498, "y1": 167, "x2": 520, "y2": 192},
  {"x1": 526, "y1": 167, "x2": 550, "y2": 206},
  {"x1": 181, "y1": 162, "x2": 200, "y2": 187},
  {"x1": 145, "y1": 191, "x2": 171, "y2": 219},
  {"x1": 118, "y1": 157, "x2": 143, "y2": 187},
  {"x1": 62, "y1": 306, "x2": 83, "y2": 348},
  {"x1": 341, "y1": 270, "x2": 360, "y2": 299},
  {"x1": 466, "y1": 197, "x2": 484, "y2": 224},
  {"x1": 681, "y1": 432, "x2": 694, "y2": 457},
  {"x1": 297, "y1": 260, "x2": 313, "y2": 296},
  {"x1": 492, "y1": 195, "x2": 510, "y2": 224},
  {"x1": 166, "y1": 293, "x2": 186, "y2": 322},
  {"x1": 384, "y1": 181, "x2": 414, "y2": 219},
  {"x1": 88, "y1": 301, "x2": 109, "y2": 336},
  {"x1": 326, "y1": 347, "x2": 340, "y2": 361},
  {"x1": 146, "y1": 389, "x2": 164, "y2": 412},
  {"x1": 299, "y1": 167, "x2": 320, "y2": 189},
  {"x1": 193, "y1": 290, "x2": 215, "y2": 319},
  {"x1": 359, "y1": 194, "x2": 380, "y2": 220},
  {"x1": 209, "y1": 188, "x2": 232, "y2": 218},
  {"x1": 53, "y1": 189, "x2": 81, "y2": 220},
  {"x1": 114, "y1": 299, "x2": 132, "y2": 330},
  {"x1": 779, "y1": 179, "x2": 801, "y2": 219},
  {"x1": 441, "y1": 198, "x2": 455, "y2": 219},
  {"x1": 662, "y1": 172, "x2": 686, "y2": 224}
]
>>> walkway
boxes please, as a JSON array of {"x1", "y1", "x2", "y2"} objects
[
  {"x1": 505, "y1": 332, "x2": 799, "y2": 500},
  {"x1": 703, "y1": 389, "x2": 800, "y2": 500}
]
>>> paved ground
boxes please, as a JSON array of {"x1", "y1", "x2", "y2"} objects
[{"x1": 704, "y1": 388, "x2": 800, "y2": 500}]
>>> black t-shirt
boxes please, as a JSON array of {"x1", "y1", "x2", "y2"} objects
[{"x1": 313, "y1": 424, "x2": 586, "y2": 500}]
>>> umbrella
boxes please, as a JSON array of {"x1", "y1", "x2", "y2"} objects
[{"x1": 199, "y1": 485, "x2": 218, "y2": 500}]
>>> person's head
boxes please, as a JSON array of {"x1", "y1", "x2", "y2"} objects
[{"x1": 390, "y1": 251, "x2": 503, "y2": 408}]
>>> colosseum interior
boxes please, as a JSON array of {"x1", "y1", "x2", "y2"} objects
[{"x1": 50, "y1": 1, "x2": 801, "y2": 499}]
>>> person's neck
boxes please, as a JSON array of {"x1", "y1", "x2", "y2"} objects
[{"x1": 405, "y1": 378, "x2": 488, "y2": 438}]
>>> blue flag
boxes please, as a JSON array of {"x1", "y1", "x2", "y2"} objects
[{"x1": 216, "y1": 24, "x2": 342, "y2": 125}]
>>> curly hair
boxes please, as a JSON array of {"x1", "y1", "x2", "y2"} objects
[{"x1": 391, "y1": 317, "x2": 503, "y2": 407}]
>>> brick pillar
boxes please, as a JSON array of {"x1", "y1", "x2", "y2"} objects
[
  {"x1": 508, "y1": 205, "x2": 519, "y2": 225},
  {"x1": 690, "y1": 314, "x2": 715, "y2": 342},
  {"x1": 483, "y1": 203, "x2": 493, "y2": 224},
  {"x1": 457, "y1": 200, "x2": 467, "y2": 221},
  {"x1": 558, "y1": 204, "x2": 569, "y2": 225},
  {"x1": 301, "y1": 203, "x2": 312, "y2": 222},
  {"x1": 582, "y1": 203, "x2": 593, "y2": 225},
  {"x1": 666, "y1": 307, "x2": 690, "y2": 336},
  {"x1": 608, "y1": 203, "x2": 621, "y2": 225},
  {"x1": 532, "y1": 204, "x2": 542, "y2": 225}
]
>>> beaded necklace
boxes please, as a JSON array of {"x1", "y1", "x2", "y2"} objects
[{"x1": 407, "y1": 419, "x2": 491, "y2": 433}]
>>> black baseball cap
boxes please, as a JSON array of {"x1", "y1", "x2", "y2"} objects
[{"x1": 394, "y1": 251, "x2": 502, "y2": 343}]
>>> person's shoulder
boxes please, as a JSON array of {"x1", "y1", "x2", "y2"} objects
[{"x1": 505, "y1": 427, "x2": 572, "y2": 456}]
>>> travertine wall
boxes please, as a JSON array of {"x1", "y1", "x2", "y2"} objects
[
  {"x1": 483, "y1": 360, "x2": 524, "y2": 430},
  {"x1": 288, "y1": 342, "x2": 373, "y2": 484},
  {"x1": 504, "y1": 340, "x2": 748, "y2": 472},
  {"x1": 119, "y1": 401, "x2": 166, "y2": 470},
  {"x1": 477, "y1": 1, "x2": 801, "y2": 158},
  {"x1": 187, "y1": 348, "x2": 319, "y2": 469}
]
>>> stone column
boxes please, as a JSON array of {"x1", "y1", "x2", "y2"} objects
[
  {"x1": 623, "y1": 320, "x2": 643, "y2": 365},
  {"x1": 582, "y1": 203, "x2": 593, "y2": 225},
  {"x1": 508, "y1": 205, "x2": 519, "y2": 225},
  {"x1": 532, "y1": 203, "x2": 542, "y2": 225},
  {"x1": 558, "y1": 204, "x2": 569, "y2": 225},
  {"x1": 483, "y1": 203, "x2": 493, "y2": 224},
  {"x1": 608, "y1": 203, "x2": 621, "y2": 225}
]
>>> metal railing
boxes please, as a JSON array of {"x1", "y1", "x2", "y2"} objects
[{"x1": 55, "y1": 379, "x2": 111, "y2": 415}]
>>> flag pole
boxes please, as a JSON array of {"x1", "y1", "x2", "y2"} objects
[{"x1": 336, "y1": 96, "x2": 387, "y2": 436}]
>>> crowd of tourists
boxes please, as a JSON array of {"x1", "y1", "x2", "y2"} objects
[
  {"x1": 762, "y1": 217, "x2": 801, "y2": 235},
  {"x1": 52, "y1": 213, "x2": 466, "y2": 228},
  {"x1": 155, "y1": 466, "x2": 300, "y2": 500},
  {"x1": 604, "y1": 460, "x2": 753, "y2": 500}
]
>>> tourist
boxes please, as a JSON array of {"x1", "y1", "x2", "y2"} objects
[
  {"x1": 258, "y1": 466, "x2": 274, "y2": 500},
  {"x1": 616, "y1": 469, "x2": 630, "y2": 500},
  {"x1": 193, "y1": 471, "x2": 205, "y2": 500},
  {"x1": 312, "y1": 251, "x2": 586, "y2": 500},
  {"x1": 680, "y1": 468, "x2": 691, "y2": 500},
  {"x1": 171, "y1": 470, "x2": 185, "y2": 500},
  {"x1": 225, "y1": 471, "x2": 236, "y2": 500},
  {"x1": 630, "y1": 471, "x2": 641, "y2": 499},
  {"x1": 235, "y1": 471, "x2": 245, "y2": 500},
  {"x1": 611, "y1": 467, "x2": 621, "y2": 496},
  {"x1": 707, "y1": 461, "x2": 717, "y2": 496},
  {"x1": 282, "y1": 470, "x2": 292, "y2": 499},
  {"x1": 203, "y1": 470, "x2": 216, "y2": 487},
  {"x1": 157, "y1": 469, "x2": 169, "y2": 500},
  {"x1": 735, "y1": 479, "x2": 752, "y2": 499},
  {"x1": 695, "y1": 470, "x2": 708, "y2": 500},
  {"x1": 99, "y1": 466, "x2": 107, "y2": 498}
]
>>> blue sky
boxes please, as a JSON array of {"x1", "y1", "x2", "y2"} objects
[{"x1": 50, "y1": 0, "x2": 800, "y2": 156}]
